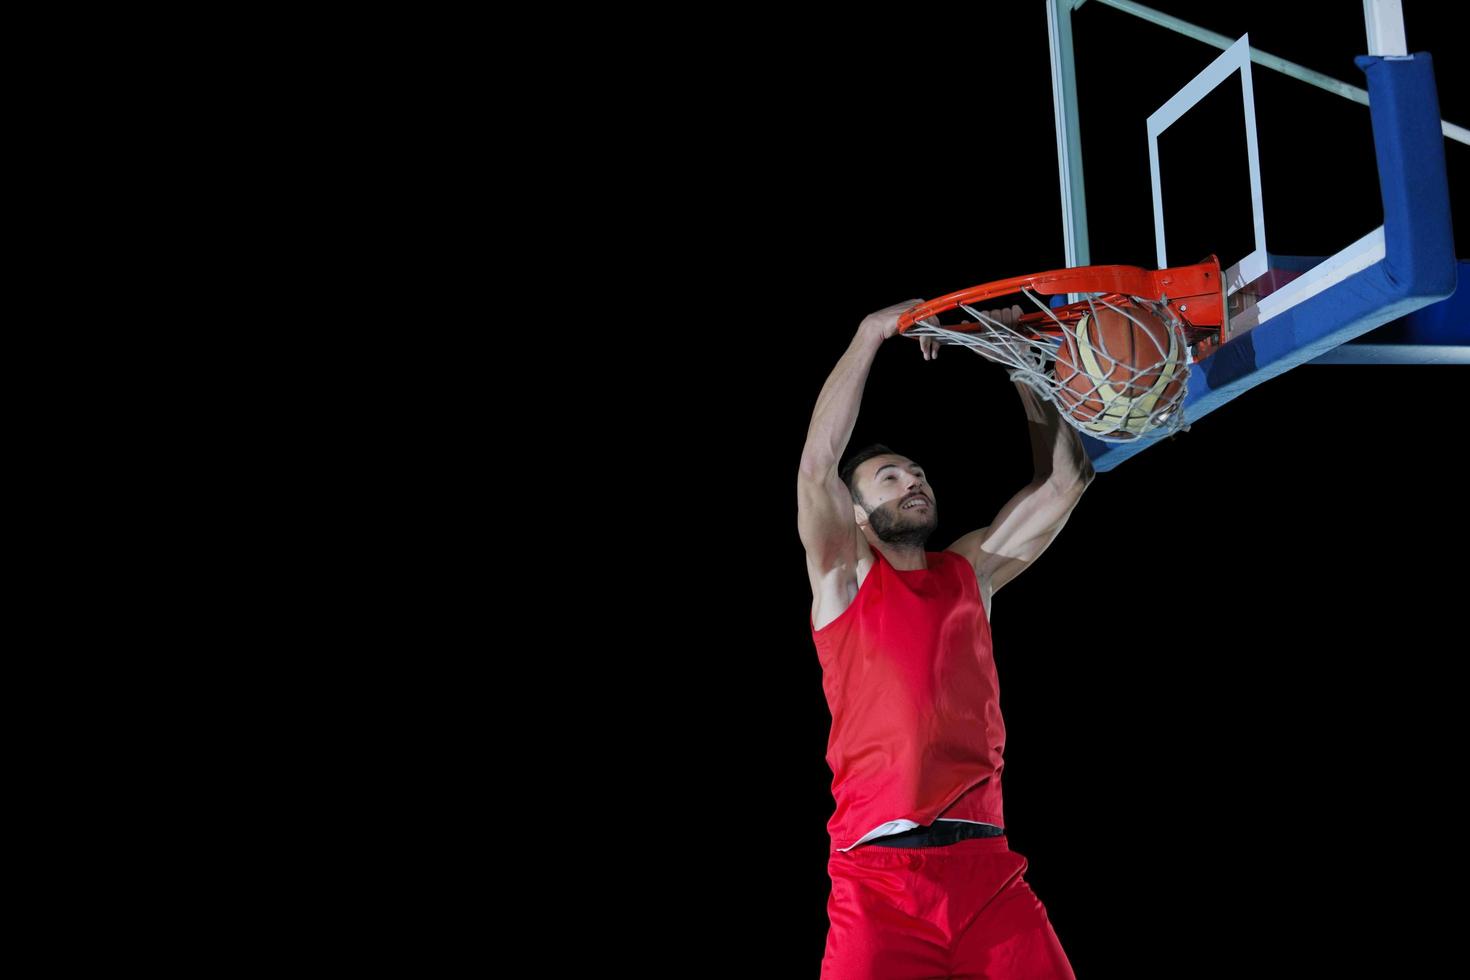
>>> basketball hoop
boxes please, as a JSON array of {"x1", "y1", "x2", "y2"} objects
[{"x1": 896, "y1": 257, "x2": 1227, "y2": 442}]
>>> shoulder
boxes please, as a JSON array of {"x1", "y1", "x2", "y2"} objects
[
  {"x1": 942, "y1": 525, "x2": 990, "y2": 570},
  {"x1": 941, "y1": 541, "x2": 994, "y2": 614},
  {"x1": 810, "y1": 537, "x2": 879, "y2": 633}
]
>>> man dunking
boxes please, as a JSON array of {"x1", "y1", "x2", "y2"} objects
[{"x1": 798, "y1": 298, "x2": 1094, "y2": 979}]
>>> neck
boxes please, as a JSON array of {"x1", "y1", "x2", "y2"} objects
[{"x1": 879, "y1": 546, "x2": 927, "y2": 570}]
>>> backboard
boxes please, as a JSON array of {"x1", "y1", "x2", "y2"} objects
[{"x1": 1047, "y1": 0, "x2": 1466, "y2": 470}]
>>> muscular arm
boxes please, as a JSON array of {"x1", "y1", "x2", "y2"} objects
[
  {"x1": 944, "y1": 381, "x2": 1096, "y2": 595},
  {"x1": 1015, "y1": 379, "x2": 1095, "y2": 491},
  {"x1": 799, "y1": 326, "x2": 885, "y2": 476},
  {"x1": 798, "y1": 302, "x2": 919, "y2": 587}
]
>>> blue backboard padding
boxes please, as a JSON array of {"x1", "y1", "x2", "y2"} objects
[
  {"x1": 1085, "y1": 53, "x2": 1459, "y2": 472},
  {"x1": 1369, "y1": 261, "x2": 1468, "y2": 344},
  {"x1": 1245, "y1": 257, "x2": 1465, "y2": 346},
  {"x1": 1355, "y1": 53, "x2": 1457, "y2": 298}
]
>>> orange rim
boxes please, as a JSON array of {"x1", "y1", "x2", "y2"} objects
[{"x1": 896, "y1": 256, "x2": 1224, "y2": 335}]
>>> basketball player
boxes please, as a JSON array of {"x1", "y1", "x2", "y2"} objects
[{"x1": 798, "y1": 298, "x2": 1095, "y2": 978}]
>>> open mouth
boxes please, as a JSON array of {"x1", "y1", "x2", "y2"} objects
[{"x1": 901, "y1": 498, "x2": 930, "y2": 511}]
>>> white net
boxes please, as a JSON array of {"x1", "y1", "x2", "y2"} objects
[{"x1": 905, "y1": 287, "x2": 1195, "y2": 442}]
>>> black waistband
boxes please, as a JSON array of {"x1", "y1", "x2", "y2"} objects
[{"x1": 863, "y1": 821, "x2": 1005, "y2": 848}]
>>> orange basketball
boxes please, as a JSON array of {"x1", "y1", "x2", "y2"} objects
[{"x1": 1053, "y1": 302, "x2": 1186, "y2": 435}]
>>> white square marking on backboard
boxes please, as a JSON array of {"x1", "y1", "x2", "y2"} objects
[{"x1": 1146, "y1": 33, "x2": 1267, "y2": 295}]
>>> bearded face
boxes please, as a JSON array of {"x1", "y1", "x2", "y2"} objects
[
  {"x1": 863, "y1": 492, "x2": 936, "y2": 548},
  {"x1": 856, "y1": 456, "x2": 936, "y2": 549}
]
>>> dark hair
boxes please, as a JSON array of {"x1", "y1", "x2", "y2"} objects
[{"x1": 839, "y1": 442, "x2": 899, "y2": 507}]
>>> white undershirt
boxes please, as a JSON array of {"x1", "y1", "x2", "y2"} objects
[{"x1": 839, "y1": 817, "x2": 1004, "y2": 852}]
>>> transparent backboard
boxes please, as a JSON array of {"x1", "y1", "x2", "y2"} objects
[{"x1": 1046, "y1": 0, "x2": 1465, "y2": 469}]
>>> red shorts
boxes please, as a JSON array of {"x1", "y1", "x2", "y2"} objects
[{"x1": 821, "y1": 833, "x2": 1076, "y2": 979}]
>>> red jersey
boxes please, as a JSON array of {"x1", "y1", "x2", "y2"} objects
[{"x1": 811, "y1": 547, "x2": 1006, "y2": 852}]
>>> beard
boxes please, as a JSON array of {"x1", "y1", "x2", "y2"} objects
[{"x1": 865, "y1": 499, "x2": 937, "y2": 549}]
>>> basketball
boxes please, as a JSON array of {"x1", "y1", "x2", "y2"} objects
[{"x1": 1052, "y1": 301, "x2": 1186, "y2": 436}]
